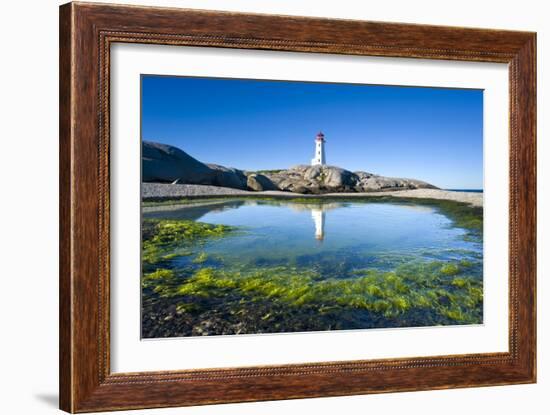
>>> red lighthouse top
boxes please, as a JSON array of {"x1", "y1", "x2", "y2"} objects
[{"x1": 316, "y1": 131, "x2": 325, "y2": 142}]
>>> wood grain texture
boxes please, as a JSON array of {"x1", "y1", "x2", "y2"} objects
[
  {"x1": 59, "y1": 2, "x2": 537, "y2": 412},
  {"x1": 59, "y1": 3, "x2": 73, "y2": 412}
]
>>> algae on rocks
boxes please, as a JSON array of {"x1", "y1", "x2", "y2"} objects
[
  {"x1": 142, "y1": 258, "x2": 483, "y2": 337},
  {"x1": 140, "y1": 198, "x2": 483, "y2": 338},
  {"x1": 142, "y1": 219, "x2": 236, "y2": 266}
]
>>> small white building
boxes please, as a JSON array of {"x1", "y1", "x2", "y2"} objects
[{"x1": 311, "y1": 132, "x2": 326, "y2": 166}]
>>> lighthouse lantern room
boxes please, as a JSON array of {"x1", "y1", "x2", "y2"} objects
[{"x1": 311, "y1": 132, "x2": 326, "y2": 166}]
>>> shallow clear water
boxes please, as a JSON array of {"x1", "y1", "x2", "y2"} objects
[
  {"x1": 144, "y1": 199, "x2": 482, "y2": 276},
  {"x1": 142, "y1": 199, "x2": 483, "y2": 337}
]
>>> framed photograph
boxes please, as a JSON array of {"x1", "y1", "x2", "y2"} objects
[{"x1": 59, "y1": 2, "x2": 536, "y2": 412}]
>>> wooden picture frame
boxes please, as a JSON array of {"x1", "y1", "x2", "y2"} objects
[{"x1": 59, "y1": 2, "x2": 536, "y2": 412}]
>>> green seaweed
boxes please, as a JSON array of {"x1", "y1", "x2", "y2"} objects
[
  {"x1": 459, "y1": 259, "x2": 474, "y2": 267},
  {"x1": 451, "y1": 277, "x2": 469, "y2": 288},
  {"x1": 148, "y1": 259, "x2": 482, "y2": 324},
  {"x1": 440, "y1": 263, "x2": 460, "y2": 276},
  {"x1": 192, "y1": 252, "x2": 209, "y2": 264},
  {"x1": 141, "y1": 197, "x2": 484, "y2": 336},
  {"x1": 142, "y1": 197, "x2": 231, "y2": 207},
  {"x1": 143, "y1": 268, "x2": 175, "y2": 281},
  {"x1": 142, "y1": 219, "x2": 236, "y2": 267}
]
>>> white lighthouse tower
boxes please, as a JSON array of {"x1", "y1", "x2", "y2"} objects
[{"x1": 311, "y1": 132, "x2": 326, "y2": 166}]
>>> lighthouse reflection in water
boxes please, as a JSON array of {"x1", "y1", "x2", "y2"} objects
[
  {"x1": 142, "y1": 199, "x2": 480, "y2": 263},
  {"x1": 142, "y1": 197, "x2": 483, "y2": 335},
  {"x1": 311, "y1": 208, "x2": 325, "y2": 241}
]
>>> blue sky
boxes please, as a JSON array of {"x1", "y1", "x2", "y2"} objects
[{"x1": 142, "y1": 75, "x2": 483, "y2": 189}]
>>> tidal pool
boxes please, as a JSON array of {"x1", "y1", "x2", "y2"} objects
[{"x1": 141, "y1": 198, "x2": 483, "y2": 338}]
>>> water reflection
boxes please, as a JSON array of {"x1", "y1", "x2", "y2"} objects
[
  {"x1": 142, "y1": 198, "x2": 484, "y2": 337},
  {"x1": 312, "y1": 209, "x2": 325, "y2": 241},
  {"x1": 281, "y1": 201, "x2": 346, "y2": 242},
  {"x1": 143, "y1": 199, "x2": 347, "y2": 242},
  {"x1": 144, "y1": 198, "x2": 482, "y2": 276}
]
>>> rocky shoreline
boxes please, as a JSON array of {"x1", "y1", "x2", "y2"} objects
[
  {"x1": 143, "y1": 141, "x2": 438, "y2": 194},
  {"x1": 142, "y1": 141, "x2": 482, "y2": 207},
  {"x1": 142, "y1": 183, "x2": 483, "y2": 207}
]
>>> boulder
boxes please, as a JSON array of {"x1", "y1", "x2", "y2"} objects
[
  {"x1": 354, "y1": 175, "x2": 437, "y2": 192},
  {"x1": 323, "y1": 166, "x2": 356, "y2": 189},
  {"x1": 142, "y1": 141, "x2": 213, "y2": 184},
  {"x1": 304, "y1": 165, "x2": 322, "y2": 181},
  {"x1": 354, "y1": 171, "x2": 374, "y2": 181},
  {"x1": 207, "y1": 164, "x2": 248, "y2": 190},
  {"x1": 246, "y1": 174, "x2": 278, "y2": 191},
  {"x1": 142, "y1": 141, "x2": 247, "y2": 190},
  {"x1": 265, "y1": 165, "x2": 356, "y2": 192},
  {"x1": 276, "y1": 178, "x2": 312, "y2": 192}
]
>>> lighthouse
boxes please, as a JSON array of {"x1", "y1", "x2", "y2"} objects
[{"x1": 311, "y1": 132, "x2": 326, "y2": 166}]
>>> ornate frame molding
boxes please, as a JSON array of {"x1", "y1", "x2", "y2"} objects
[{"x1": 60, "y1": 2, "x2": 536, "y2": 412}]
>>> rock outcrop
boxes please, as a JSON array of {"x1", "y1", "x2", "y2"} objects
[
  {"x1": 206, "y1": 164, "x2": 247, "y2": 190},
  {"x1": 142, "y1": 141, "x2": 247, "y2": 189},
  {"x1": 142, "y1": 141, "x2": 437, "y2": 193},
  {"x1": 256, "y1": 165, "x2": 437, "y2": 194},
  {"x1": 246, "y1": 173, "x2": 279, "y2": 191}
]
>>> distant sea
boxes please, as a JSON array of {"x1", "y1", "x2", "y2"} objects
[{"x1": 445, "y1": 189, "x2": 483, "y2": 193}]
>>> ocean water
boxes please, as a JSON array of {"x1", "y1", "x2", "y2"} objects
[{"x1": 445, "y1": 189, "x2": 483, "y2": 193}]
